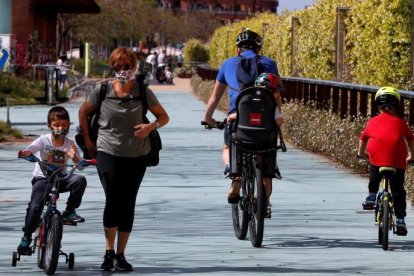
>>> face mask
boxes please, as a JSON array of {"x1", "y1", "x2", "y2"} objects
[
  {"x1": 114, "y1": 70, "x2": 135, "y2": 85},
  {"x1": 51, "y1": 127, "x2": 69, "y2": 140}
]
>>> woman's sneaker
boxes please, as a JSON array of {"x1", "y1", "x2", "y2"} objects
[
  {"x1": 115, "y1": 253, "x2": 133, "y2": 271},
  {"x1": 100, "y1": 249, "x2": 115, "y2": 271}
]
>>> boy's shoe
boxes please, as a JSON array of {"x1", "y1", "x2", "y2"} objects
[
  {"x1": 265, "y1": 202, "x2": 272, "y2": 219},
  {"x1": 228, "y1": 179, "x2": 241, "y2": 204},
  {"x1": 223, "y1": 164, "x2": 230, "y2": 178},
  {"x1": 274, "y1": 166, "x2": 282, "y2": 180},
  {"x1": 17, "y1": 235, "x2": 32, "y2": 255},
  {"x1": 115, "y1": 253, "x2": 133, "y2": 271},
  {"x1": 101, "y1": 249, "x2": 115, "y2": 271},
  {"x1": 362, "y1": 193, "x2": 376, "y2": 210},
  {"x1": 62, "y1": 211, "x2": 85, "y2": 223},
  {"x1": 396, "y1": 218, "x2": 408, "y2": 236}
]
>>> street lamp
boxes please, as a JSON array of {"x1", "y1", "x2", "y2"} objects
[
  {"x1": 262, "y1": 22, "x2": 269, "y2": 54},
  {"x1": 291, "y1": 16, "x2": 300, "y2": 76},
  {"x1": 226, "y1": 30, "x2": 231, "y2": 58}
]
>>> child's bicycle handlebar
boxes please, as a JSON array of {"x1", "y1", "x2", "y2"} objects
[
  {"x1": 356, "y1": 153, "x2": 414, "y2": 166},
  {"x1": 17, "y1": 150, "x2": 96, "y2": 177}
]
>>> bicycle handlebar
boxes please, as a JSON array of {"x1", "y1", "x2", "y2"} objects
[
  {"x1": 201, "y1": 120, "x2": 226, "y2": 130},
  {"x1": 18, "y1": 150, "x2": 96, "y2": 177}
]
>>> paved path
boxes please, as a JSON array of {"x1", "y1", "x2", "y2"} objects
[{"x1": 1, "y1": 80, "x2": 414, "y2": 275}]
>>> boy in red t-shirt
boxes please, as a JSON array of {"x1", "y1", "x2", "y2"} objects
[{"x1": 358, "y1": 86, "x2": 414, "y2": 236}]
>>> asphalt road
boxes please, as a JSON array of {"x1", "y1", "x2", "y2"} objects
[{"x1": 1, "y1": 85, "x2": 414, "y2": 275}]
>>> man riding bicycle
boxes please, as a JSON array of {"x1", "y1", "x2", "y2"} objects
[{"x1": 203, "y1": 29, "x2": 283, "y2": 218}]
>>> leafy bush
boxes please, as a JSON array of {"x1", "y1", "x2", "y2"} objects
[
  {"x1": 208, "y1": 0, "x2": 412, "y2": 88},
  {"x1": 0, "y1": 73, "x2": 44, "y2": 105},
  {"x1": 183, "y1": 39, "x2": 209, "y2": 63},
  {"x1": 0, "y1": 121, "x2": 23, "y2": 142}
]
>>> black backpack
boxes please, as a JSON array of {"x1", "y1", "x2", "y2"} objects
[
  {"x1": 231, "y1": 86, "x2": 277, "y2": 151},
  {"x1": 236, "y1": 55, "x2": 264, "y2": 91}
]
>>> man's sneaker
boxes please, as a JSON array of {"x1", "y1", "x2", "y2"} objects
[
  {"x1": 362, "y1": 193, "x2": 376, "y2": 210},
  {"x1": 274, "y1": 166, "x2": 282, "y2": 180},
  {"x1": 115, "y1": 253, "x2": 133, "y2": 271},
  {"x1": 101, "y1": 249, "x2": 115, "y2": 271},
  {"x1": 228, "y1": 179, "x2": 241, "y2": 204},
  {"x1": 17, "y1": 235, "x2": 32, "y2": 255},
  {"x1": 62, "y1": 211, "x2": 85, "y2": 223},
  {"x1": 265, "y1": 202, "x2": 272, "y2": 219},
  {"x1": 396, "y1": 218, "x2": 408, "y2": 236},
  {"x1": 223, "y1": 164, "x2": 230, "y2": 178}
]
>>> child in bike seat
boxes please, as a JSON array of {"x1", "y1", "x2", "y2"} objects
[
  {"x1": 358, "y1": 87, "x2": 414, "y2": 236},
  {"x1": 17, "y1": 106, "x2": 88, "y2": 255}
]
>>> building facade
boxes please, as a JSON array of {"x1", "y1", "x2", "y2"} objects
[
  {"x1": 163, "y1": 0, "x2": 278, "y2": 21},
  {"x1": 1, "y1": 0, "x2": 99, "y2": 68}
]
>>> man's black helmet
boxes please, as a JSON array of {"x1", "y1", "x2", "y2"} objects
[{"x1": 235, "y1": 29, "x2": 262, "y2": 49}]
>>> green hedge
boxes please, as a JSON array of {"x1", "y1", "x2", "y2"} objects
[{"x1": 208, "y1": 0, "x2": 413, "y2": 89}]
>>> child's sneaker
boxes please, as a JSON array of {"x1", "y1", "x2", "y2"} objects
[
  {"x1": 17, "y1": 235, "x2": 32, "y2": 255},
  {"x1": 223, "y1": 164, "x2": 230, "y2": 178},
  {"x1": 265, "y1": 202, "x2": 272, "y2": 219},
  {"x1": 63, "y1": 211, "x2": 85, "y2": 223},
  {"x1": 396, "y1": 218, "x2": 408, "y2": 236},
  {"x1": 362, "y1": 193, "x2": 376, "y2": 210},
  {"x1": 274, "y1": 166, "x2": 282, "y2": 180}
]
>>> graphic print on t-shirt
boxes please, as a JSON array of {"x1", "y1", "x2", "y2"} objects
[{"x1": 46, "y1": 149, "x2": 67, "y2": 165}]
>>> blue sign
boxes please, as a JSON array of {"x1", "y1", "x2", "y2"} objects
[{"x1": 0, "y1": 48, "x2": 9, "y2": 70}]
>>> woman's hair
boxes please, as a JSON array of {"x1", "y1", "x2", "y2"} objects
[
  {"x1": 109, "y1": 47, "x2": 137, "y2": 71},
  {"x1": 47, "y1": 106, "x2": 70, "y2": 125}
]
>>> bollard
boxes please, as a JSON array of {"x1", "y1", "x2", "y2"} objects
[
  {"x1": 46, "y1": 66, "x2": 56, "y2": 105},
  {"x1": 6, "y1": 96, "x2": 11, "y2": 127}
]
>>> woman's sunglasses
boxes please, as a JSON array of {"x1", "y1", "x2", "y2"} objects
[{"x1": 113, "y1": 63, "x2": 132, "y2": 71}]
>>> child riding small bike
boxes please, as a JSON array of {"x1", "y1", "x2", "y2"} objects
[
  {"x1": 358, "y1": 86, "x2": 414, "y2": 236},
  {"x1": 17, "y1": 106, "x2": 88, "y2": 255}
]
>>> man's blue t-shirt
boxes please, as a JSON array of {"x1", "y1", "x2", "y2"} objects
[{"x1": 216, "y1": 50, "x2": 279, "y2": 114}]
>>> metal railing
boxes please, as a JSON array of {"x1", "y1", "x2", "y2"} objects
[{"x1": 196, "y1": 65, "x2": 414, "y2": 125}]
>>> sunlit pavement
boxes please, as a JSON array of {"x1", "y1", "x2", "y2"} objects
[{"x1": 1, "y1": 82, "x2": 414, "y2": 275}]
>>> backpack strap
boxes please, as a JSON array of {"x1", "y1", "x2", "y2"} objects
[
  {"x1": 137, "y1": 79, "x2": 149, "y2": 116},
  {"x1": 97, "y1": 81, "x2": 108, "y2": 111},
  {"x1": 231, "y1": 54, "x2": 263, "y2": 93}
]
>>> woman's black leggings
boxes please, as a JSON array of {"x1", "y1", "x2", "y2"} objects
[{"x1": 97, "y1": 151, "x2": 147, "y2": 232}]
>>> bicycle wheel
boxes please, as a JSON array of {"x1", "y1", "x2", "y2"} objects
[
  {"x1": 44, "y1": 214, "x2": 62, "y2": 275},
  {"x1": 248, "y1": 161, "x2": 266, "y2": 248},
  {"x1": 232, "y1": 174, "x2": 249, "y2": 240},
  {"x1": 381, "y1": 198, "x2": 389, "y2": 251},
  {"x1": 377, "y1": 207, "x2": 383, "y2": 245}
]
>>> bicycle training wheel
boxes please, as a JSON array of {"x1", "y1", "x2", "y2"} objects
[
  {"x1": 232, "y1": 176, "x2": 249, "y2": 240},
  {"x1": 248, "y1": 162, "x2": 266, "y2": 248},
  {"x1": 381, "y1": 198, "x2": 389, "y2": 250},
  {"x1": 44, "y1": 214, "x2": 62, "y2": 275}
]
